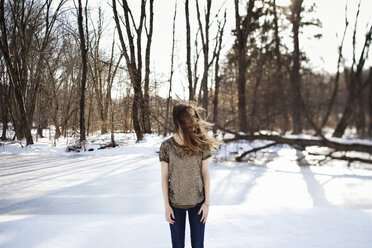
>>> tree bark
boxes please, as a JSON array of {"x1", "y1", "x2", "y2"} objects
[
  {"x1": 77, "y1": 0, "x2": 88, "y2": 142},
  {"x1": 110, "y1": 91, "x2": 116, "y2": 146},
  {"x1": 250, "y1": 44, "x2": 265, "y2": 133},
  {"x1": 196, "y1": 0, "x2": 212, "y2": 116},
  {"x1": 216, "y1": 125, "x2": 372, "y2": 154},
  {"x1": 185, "y1": 0, "x2": 193, "y2": 101},
  {"x1": 321, "y1": 6, "x2": 348, "y2": 128},
  {"x1": 212, "y1": 12, "x2": 226, "y2": 135},
  {"x1": 234, "y1": 0, "x2": 255, "y2": 133},
  {"x1": 0, "y1": 79, "x2": 8, "y2": 140},
  {"x1": 355, "y1": 84, "x2": 365, "y2": 135},
  {"x1": 369, "y1": 67, "x2": 372, "y2": 136},
  {"x1": 272, "y1": 0, "x2": 289, "y2": 132},
  {"x1": 112, "y1": 0, "x2": 153, "y2": 141},
  {"x1": 289, "y1": 0, "x2": 303, "y2": 134},
  {"x1": 333, "y1": 79, "x2": 356, "y2": 138},
  {"x1": 0, "y1": 0, "x2": 65, "y2": 145},
  {"x1": 333, "y1": 23, "x2": 372, "y2": 137},
  {"x1": 165, "y1": 1, "x2": 177, "y2": 136},
  {"x1": 0, "y1": 0, "x2": 33, "y2": 145},
  {"x1": 143, "y1": 0, "x2": 154, "y2": 134},
  {"x1": 88, "y1": 9, "x2": 107, "y2": 134}
]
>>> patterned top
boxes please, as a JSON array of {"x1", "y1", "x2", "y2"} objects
[{"x1": 159, "y1": 137, "x2": 212, "y2": 209}]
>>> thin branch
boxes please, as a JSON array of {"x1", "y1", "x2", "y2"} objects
[{"x1": 236, "y1": 142, "x2": 277, "y2": 161}]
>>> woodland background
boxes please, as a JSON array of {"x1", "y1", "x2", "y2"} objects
[{"x1": 0, "y1": 0, "x2": 371, "y2": 161}]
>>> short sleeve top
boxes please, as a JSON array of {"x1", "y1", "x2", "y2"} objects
[{"x1": 159, "y1": 137, "x2": 212, "y2": 208}]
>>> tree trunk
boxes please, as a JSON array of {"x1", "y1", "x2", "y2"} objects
[
  {"x1": 333, "y1": 53, "x2": 372, "y2": 138},
  {"x1": 321, "y1": 14, "x2": 348, "y2": 129},
  {"x1": 1, "y1": 112, "x2": 8, "y2": 140},
  {"x1": 185, "y1": 0, "x2": 193, "y2": 101},
  {"x1": 0, "y1": 1, "x2": 33, "y2": 145},
  {"x1": 0, "y1": 71, "x2": 8, "y2": 140},
  {"x1": 143, "y1": 0, "x2": 154, "y2": 134},
  {"x1": 109, "y1": 86, "x2": 116, "y2": 146},
  {"x1": 0, "y1": 0, "x2": 65, "y2": 145},
  {"x1": 333, "y1": 6, "x2": 372, "y2": 137},
  {"x1": 77, "y1": 0, "x2": 87, "y2": 142},
  {"x1": 355, "y1": 87, "x2": 365, "y2": 136},
  {"x1": 333, "y1": 83, "x2": 355, "y2": 138},
  {"x1": 49, "y1": 75, "x2": 62, "y2": 140},
  {"x1": 165, "y1": 1, "x2": 177, "y2": 136},
  {"x1": 250, "y1": 48, "x2": 264, "y2": 134},
  {"x1": 369, "y1": 67, "x2": 372, "y2": 136},
  {"x1": 289, "y1": 0, "x2": 303, "y2": 134},
  {"x1": 273, "y1": 0, "x2": 289, "y2": 133},
  {"x1": 133, "y1": 85, "x2": 144, "y2": 140},
  {"x1": 112, "y1": 0, "x2": 153, "y2": 141},
  {"x1": 212, "y1": 12, "x2": 226, "y2": 135},
  {"x1": 212, "y1": 67, "x2": 220, "y2": 136},
  {"x1": 8, "y1": 89, "x2": 25, "y2": 140},
  {"x1": 54, "y1": 117, "x2": 61, "y2": 139},
  {"x1": 87, "y1": 90, "x2": 94, "y2": 136},
  {"x1": 0, "y1": 93, "x2": 8, "y2": 140},
  {"x1": 196, "y1": 0, "x2": 211, "y2": 116},
  {"x1": 234, "y1": 0, "x2": 255, "y2": 133},
  {"x1": 36, "y1": 98, "x2": 48, "y2": 138}
]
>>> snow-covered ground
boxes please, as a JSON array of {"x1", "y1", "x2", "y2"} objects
[{"x1": 1, "y1": 133, "x2": 372, "y2": 248}]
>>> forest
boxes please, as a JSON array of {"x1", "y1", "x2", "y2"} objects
[
  {"x1": 1, "y1": 1, "x2": 372, "y2": 246},
  {"x1": 0, "y1": 0, "x2": 371, "y2": 162}
]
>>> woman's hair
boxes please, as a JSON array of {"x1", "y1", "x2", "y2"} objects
[{"x1": 172, "y1": 101, "x2": 220, "y2": 156}]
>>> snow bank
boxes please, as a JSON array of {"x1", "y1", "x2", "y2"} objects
[{"x1": 1, "y1": 133, "x2": 372, "y2": 247}]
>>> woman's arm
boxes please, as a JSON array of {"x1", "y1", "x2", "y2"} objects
[
  {"x1": 198, "y1": 158, "x2": 210, "y2": 223},
  {"x1": 201, "y1": 158, "x2": 210, "y2": 205},
  {"x1": 161, "y1": 161, "x2": 175, "y2": 224}
]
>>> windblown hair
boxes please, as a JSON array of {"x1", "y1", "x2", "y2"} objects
[{"x1": 172, "y1": 101, "x2": 220, "y2": 156}]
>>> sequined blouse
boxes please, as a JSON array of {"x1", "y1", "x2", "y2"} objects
[{"x1": 159, "y1": 137, "x2": 212, "y2": 209}]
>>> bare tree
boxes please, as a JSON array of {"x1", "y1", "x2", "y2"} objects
[
  {"x1": 164, "y1": 1, "x2": 177, "y2": 136},
  {"x1": 143, "y1": 0, "x2": 154, "y2": 134},
  {"x1": 193, "y1": 32, "x2": 202, "y2": 100},
  {"x1": 320, "y1": 3, "x2": 348, "y2": 129},
  {"x1": 185, "y1": 0, "x2": 194, "y2": 101},
  {"x1": 112, "y1": 0, "x2": 154, "y2": 141},
  {"x1": 212, "y1": 11, "x2": 226, "y2": 135},
  {"x1": 272, "y1": 0, "x2": 289, "y2": 132},
  {"x1": 88, "y1": 7, "x2": 106, "y2": 134},
  {"x1": 76, "y1": 0, "x2": 89, "y2": 143},
  {"x1": 0, "y1": 56, "x2": 9, "y2": 140},
  {"x1": 333, "y1": 1, "x2": 372, "y2": 137},
  {"x1": 195, "y1": 0, "x2": 212, "y2": 115},
  {"x1": 89, "y1": 9, "x2": 123, "y2": 135},
  {"x1": 369, "y1": 68, "x2": 372, "y2": 136},
  {"x1": 289, "y1": 0, "x2": 303, "y2": 134},
  {"x1": 234, "y1": 0, "x2": 256, "y2": 132},
  {"x1": 249, "y1": 37, "x2": 267, "y2": 133},
  {"x1": 59, "y1": 33, "x2": 81, "y2": 138},
  {"x1": 109, "y1": 90, "x2": 116, "y2": 146},
  {"x1": 107, "y1": 32, "x2": 122, "y2": 145},
  {"x1": 0, "y1": 0, "x2": 66, "y2": 145}
]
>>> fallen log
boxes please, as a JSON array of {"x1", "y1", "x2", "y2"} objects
[
  {"x1": 214, "y1": 125, "x2": 372, "y2": 164},
  {"x1": 216, "y1": 127, "x2": 372, "y2": 154},
  {"x1": 235, "y1": 142, "x2": 277, "y2": 161},
  {"x1": 306, "y1": 151, "x2": 372, "y2": 165},
  {"x1": 224, "y1": 133, "x2": 372, "y2": 154}
]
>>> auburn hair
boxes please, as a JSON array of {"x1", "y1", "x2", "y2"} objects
[{"x1": 172, "y1": 101, "x2": 219, "y2": 156}]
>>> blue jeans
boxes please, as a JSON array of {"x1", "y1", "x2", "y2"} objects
[{"x1": 169, "y1": 202, "x2": 205, "y2": 248}]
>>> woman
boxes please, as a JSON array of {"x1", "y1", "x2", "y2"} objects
[{"x1": 159, "y1": 101, "x2": 219, "y2": 248}]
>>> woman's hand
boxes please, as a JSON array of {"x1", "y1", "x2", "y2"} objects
[
  {"x1": 198, "y1": 203, "x2": 209, "y2": 223},
  {"x1": 165, "y1": 204, "x2": 175, "y2": 224}
]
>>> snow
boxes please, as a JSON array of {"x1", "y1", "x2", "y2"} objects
[{"x1": 1, "y1": 132, "x2": 372, "y2": 248}]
